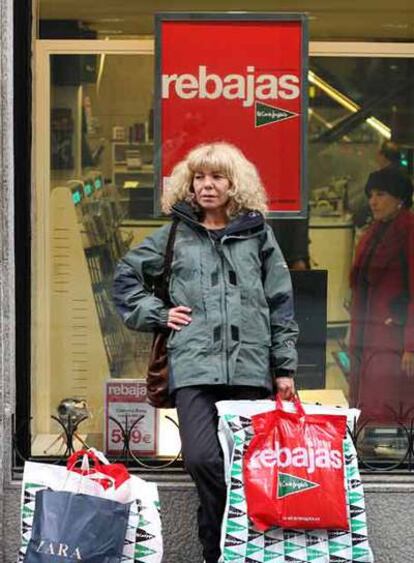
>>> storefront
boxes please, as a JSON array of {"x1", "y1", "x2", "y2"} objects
[{"x1": 1, "y1": 0, "x2": 414, "y2": 561}]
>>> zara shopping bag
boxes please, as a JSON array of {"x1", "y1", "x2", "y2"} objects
[
  {"x1": 244, "y1": 396, "x2": 348, "y2": 531},
  {"x1": 24, "y1": 489, "x2": 130, "y2": 562},
  {"x1": 18, "y1": 450, "x2": 163, "y2": 563}
]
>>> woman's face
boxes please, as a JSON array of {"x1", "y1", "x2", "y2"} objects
[
  {"x1": 192, "y1": 168, "x2": 231, "y2": 212},
  {"x1": 368, "y1": 189, "x2": 402, "y2": 222}
]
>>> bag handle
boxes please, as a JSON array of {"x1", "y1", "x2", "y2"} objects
[
  {"x1": 154, "y1": 219, "x2": 179, "y2": 304},
  {"x1": 62, "y1": 450, "x2": 109, "y2": 494},
  {"x1": 67, "y1": 449, "x2": 103, "y2": 472},
  {"x1": 66, "y1": 449, "x2": 126, "y2": 491},
  {"x1": 275, "y1": 393, "x2": 306, "y2": 418}
]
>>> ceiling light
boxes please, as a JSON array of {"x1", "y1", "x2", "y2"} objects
[{"x1": 308, "y1": 70, "x2": 391, "y2": 139}]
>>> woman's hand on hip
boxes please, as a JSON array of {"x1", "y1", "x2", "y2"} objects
[
  {"x1": 275, "y1": 377, "x2": 296, "y2": 400},
  {"x1": 401, "y1": 351, "x2": 414, "y2": 377},
  {"x1": 167, "y1": 305, "x2": 192, "y2": 331}
]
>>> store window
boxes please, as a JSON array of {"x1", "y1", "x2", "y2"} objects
[
  {"x1": 307, "y1": 55, "x2": 414, "y2": 470},
  {"x1": 31, "y1": 44, "x2": 179, "y2": 464},
  {"x1": 21, "y1": 4, "x2": 413, "y2": 471}
]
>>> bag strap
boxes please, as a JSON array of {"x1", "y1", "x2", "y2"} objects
[
  {"x1": 67, "y1": 449, "x2": 103, "y2": 471},
  {"x1": 156, "y1": 219, "x2": 179, "y2": 303},
  {"x1": 275, "y1": 393, "x2": 305, "y2": 417}
]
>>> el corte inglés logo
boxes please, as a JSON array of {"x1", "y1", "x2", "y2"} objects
[
  {"x1": 277, "y1": 472, "x2": 319, "y2": 499},
  {"x1": 255, "y1": 102, "x2": 298, "y2": 127}
]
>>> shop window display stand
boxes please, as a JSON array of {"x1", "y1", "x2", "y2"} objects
[{"x1": 12, "y1": 413, "x2": 182, "y2": 472}]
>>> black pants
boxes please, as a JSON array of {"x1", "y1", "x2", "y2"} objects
[{"x1": 175, "y1": 385, "x2": 270, "y2": 563}]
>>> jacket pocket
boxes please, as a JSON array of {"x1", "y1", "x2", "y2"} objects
[
  {"x1": 166, "y1": 319, "x2": 210, "y2": 351},
  {"x1": 169, "y1": 271, "x2": 200, "y2": 308},
  {"x1": 240, "y1": 290, "x2": 271, "y2": 345},
  {"x1": 236, "y1": 343, "x2": 271, "y2": 377}
]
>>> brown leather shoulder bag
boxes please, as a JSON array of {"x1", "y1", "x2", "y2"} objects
[{"x1": 146, "y1": 220, "x2": 179, "y2": 408}]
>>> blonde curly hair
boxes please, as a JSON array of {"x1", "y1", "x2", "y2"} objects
[{"x1": 161, "y1": 142, "x2": 268, "y2": 217}]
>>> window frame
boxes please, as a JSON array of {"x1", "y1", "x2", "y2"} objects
[{"x1": 13, "y1": 38, "x2": 414, "y2": 469}]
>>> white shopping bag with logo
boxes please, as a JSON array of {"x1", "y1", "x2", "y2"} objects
[
  {"x1": 18, "y1": 449, "x2": 162, "y2": 563},
  {"x1": 217, "y1": 399, "x2": 373, "y2": 563}
]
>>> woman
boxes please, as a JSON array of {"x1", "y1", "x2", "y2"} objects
[
  {"x1": 349, "y1": 166, "x2": 414, "y2": 425},
  {"x1": 113, "y1": 142, "x2": 298, "y2": 563}
]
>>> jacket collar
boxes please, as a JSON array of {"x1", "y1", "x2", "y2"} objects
[{"x1": 171, "y1": 201, "x2": 266, "y2": 238}]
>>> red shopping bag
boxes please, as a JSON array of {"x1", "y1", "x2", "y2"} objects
[
  {"x1": 244, "y1": 396, "x2": 348, "y2": 531},
  {"x1": 67, "y1": 449, "x2": 130, "y2": 490}
]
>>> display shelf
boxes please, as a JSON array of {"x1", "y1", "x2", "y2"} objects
[
  {"x1": 112, "y1": 142, "x2": 155, "y2": 218},
  {"x1": 112, "y1": 141, "x2": 154, "y2": 170}
]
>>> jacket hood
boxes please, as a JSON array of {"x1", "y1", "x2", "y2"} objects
[{"x1": 171, "y1": 201, "x2": 266, "y2": 238}]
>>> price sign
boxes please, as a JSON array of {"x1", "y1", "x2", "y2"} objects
[{"x1": 105, "y1": 380, "x2": 157, "y2": 456}]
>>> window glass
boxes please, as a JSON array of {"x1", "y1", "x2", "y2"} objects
[
  {"x1": 307, "y1": 57, "x2": 414, "y2": 469},
  {"x1": 31, "y1": 45, "x2": 414, "y2": 469},
  {"x1": 32, "y1": 52, "x2": 180, "y2": 461}
]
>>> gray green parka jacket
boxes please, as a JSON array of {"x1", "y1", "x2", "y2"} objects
[{"x1": 113, "y1": 202, "x2": 298, "y2": 393}]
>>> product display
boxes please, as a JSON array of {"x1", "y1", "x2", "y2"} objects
[{"x1": 217, "y1": 400, "x2": 373, "y2": 563}]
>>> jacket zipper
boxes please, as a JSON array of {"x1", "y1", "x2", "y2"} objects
[
  {"x1": 217, "y1": 234, "x2": 262, "y2": 385},
  {"x1": 216, "y1": 239, "x2": 229, "y2": 384},
  {"x1": 205, "y1": 230, "x2": 228, "y2": 384}
]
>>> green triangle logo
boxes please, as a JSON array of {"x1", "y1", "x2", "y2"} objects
[
  {"x1": 277, "y1": 472, "x2": 319, "y2": 499},
  {"x1": 349, "y1": 491, "x2": 364, "y2": 504},
  {"x1": 308, "y1": 547, "x2": 327, "y2": 560},
  {"x1": 224, "y1": 548, "x2": 245, "y2": 561},
  {"x1": 328, "y1": 540, "x2": 349, "y2": 554},
  {"x1": 26, "y1": 482, "x2": 43, "y2": 489},
  {"x1": 352, "y1": 546, "x2": 371, "y2": 559},
  {"x1": 22, "y1": 506, "x2": 34, "y2": 518},
  {"x1": 226, "y1": 520, "x2": 247, "y2": 533},
  {"x1": 255, "y1": 101, "x2": 298, "y2": 128},
  {"x1": 231, "y1": 463, "x2": 242, "y2": 476},
  {"x1": 284, "y1": 540, "x2": 304, "y2": 555},
  {"x1": 246, "y1": 543, "x2": 262, "y2": 556},
  {"x1": 229, "y1": 491, "x2": 245, "y2": 505},
  {"x1": 351, "y1": 518, "x2": 367, "y2": 533},
  {"x1": 134, "y1": 544, "x2": 157, "y2": 558},
  {"x1": 234, "y1": 434, "x2": 244, "y2": 446}
]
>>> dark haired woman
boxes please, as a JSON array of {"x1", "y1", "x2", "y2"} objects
[{"x1": 349, "y1": 166, "x2": 414, "y2": 424}]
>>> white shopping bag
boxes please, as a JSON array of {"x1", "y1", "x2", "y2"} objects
[
  {"x1": 18, "y1": 450, "x2": 163, "y2": 563},
  {"x1": 216, "y1": 399, "x2": 373, "y2": 563}
]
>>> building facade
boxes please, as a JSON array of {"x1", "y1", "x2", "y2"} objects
[{"x1": 1, "y1": 0, "x2": 414, "y2": 561}]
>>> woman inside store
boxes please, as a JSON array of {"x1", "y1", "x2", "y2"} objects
[
  {"x1": 349, "y1": 165, "x2": 414, "y2": 425},
  {"x1": 113, "y1": 142, "x2": 298, "y2": 563}
]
